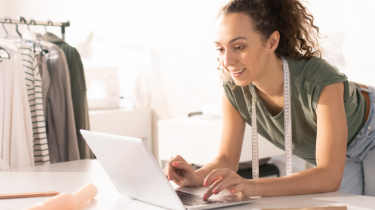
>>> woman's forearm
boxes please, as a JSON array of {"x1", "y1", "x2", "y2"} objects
[
  {"x1": 251, "y1": 166, "x2": 342, "y2": 196},
  {"x1": 193, "y1": 156, "x2": 238, "y2": 187}
]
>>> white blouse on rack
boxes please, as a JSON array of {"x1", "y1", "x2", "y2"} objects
[{"x1": 0, "y1": 38, "x2": 34, "y2": 169}]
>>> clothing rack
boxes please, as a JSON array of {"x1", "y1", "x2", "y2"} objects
[{"x1": 0, "y1": 16, "x2": 70, "y2": 41}]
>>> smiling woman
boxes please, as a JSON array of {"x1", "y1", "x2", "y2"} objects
[
  {"x1": 216, "y1": 0, "x2": 323, "y2": 83},
  {"x1": 163, "y1": 0, "x2": 375, "y2": 200}
]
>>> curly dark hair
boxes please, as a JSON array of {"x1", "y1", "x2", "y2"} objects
[{"x1": 218, "y1": 0, "x2": 324, "y2": 61}]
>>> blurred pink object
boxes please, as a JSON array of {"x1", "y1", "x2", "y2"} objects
[{"x1": 24, "y1": 183, "x2": 98, "y2": 210}]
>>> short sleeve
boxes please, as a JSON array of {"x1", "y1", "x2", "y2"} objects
[
  {"x1": 223, "y1": 79, "x2": 239, "y2": 111},
  {"x1": 297, "y1": 58, "x2": 348, "y2": 112}
]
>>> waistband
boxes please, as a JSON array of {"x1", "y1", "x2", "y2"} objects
[{"x1": 359, "y1": 86, "x2": 375, "y2": 104}]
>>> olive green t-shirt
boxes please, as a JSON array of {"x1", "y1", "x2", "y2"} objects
[{"x1": 223, "y1": 56, "x2": 366, "y2": 165}]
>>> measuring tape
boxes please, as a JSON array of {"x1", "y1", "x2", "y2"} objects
[
  {"x1": 251, "y1": 92, "x2": 259, "y2": 179},
  {"x1": 251, "y1": 56, "x2": 293, "y2": 179}
]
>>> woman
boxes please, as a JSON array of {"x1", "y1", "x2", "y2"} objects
[{"x1": 164, "y1": 0, "x2": 375, "y2": 199}]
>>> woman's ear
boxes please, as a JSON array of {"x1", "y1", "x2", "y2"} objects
[{"x1": 268, "y1": 31, "x2": 280, "y2": 53}]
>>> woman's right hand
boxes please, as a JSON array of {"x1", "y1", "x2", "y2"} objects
[{"x1": 163, "y1": 155, "x2": 200, "y2": 187}]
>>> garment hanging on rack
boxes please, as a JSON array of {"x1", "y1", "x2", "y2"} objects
[
  {"x1": 0, "y1": 38, "x2": 34, "y2": 169},
  {"x1": 36, "y1": 53, "x2": 50, "y2": 123},
  {"x1": 17, "y1": 43, "x2": 50, "y2": 165},
  {"x1": 0, "y1": 65, "x2": 7, "y2": 170},
  {"x1": 3, "y1": 35, "x2": 51, "y2": 165},
  {"x1": 0, "y1": 50, "x2": 4, "y2": 168},
  {"x1": 43, "y1": 32, "x2": 93, "y2": 159},
  {"x1": 23, "y1": 31, "x2": 80, "y2": 163}
]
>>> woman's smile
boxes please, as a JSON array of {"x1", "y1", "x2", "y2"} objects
[{"x1": 230, "y1": 68, "x2": 246, "y2": 77}]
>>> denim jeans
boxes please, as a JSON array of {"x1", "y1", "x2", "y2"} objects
[{"x1": 337, "y1": 86, "x2": 375, "y2": 196}]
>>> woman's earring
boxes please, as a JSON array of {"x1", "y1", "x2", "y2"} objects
[
  {"x1": 217, "y1": 64, "x2": 223, "y2": 71},
  {"x1": 216, "y1": 57, "x2": 223, "y2": 71}
]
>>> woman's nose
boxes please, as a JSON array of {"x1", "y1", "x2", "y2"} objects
[{"x1": 223, "y1": 51, "x2": 236, "y2": 68}]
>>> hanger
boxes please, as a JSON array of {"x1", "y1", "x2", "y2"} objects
[
  {"x1": 33, "y1": 42, "x2": 49, "y2": 54},
  {"x1": 2, "y1": 16, "x2": 11, "y2": 36},
  {"x1": 0, "y1": 46, "x2": 11, "y2": 62},
  {"x1": 32, "y1": 19, "x2": 49, "y2": 54},
  {"x1": 3, "y1": 17, "x2": 20, "y2": 40},
  {"x1": 15, "y1": 16, "x2": 27, "y2": 38},
  {"x1": 2, "y1": 22, "x2": 8, "y2": 35},
  {"x1": 19, "y1": 17, "x2": 49, "y2": 54},
  {"x1": 27, "y1": 18, "x2": 36, "y2": 31},
  {"x1": 44, "y1": 19, "x2": 53, "y2": 33}
]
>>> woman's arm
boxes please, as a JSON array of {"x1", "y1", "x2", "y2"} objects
[
  {"x1": 164, "y1": 92, "x2": 247, "y2": 187},
  {"x1": 192, "y1": 92, "x2": 247, "y2": 186},
  {"x1": 204, "y1": 82, "x2": 348, "y2": 198}
]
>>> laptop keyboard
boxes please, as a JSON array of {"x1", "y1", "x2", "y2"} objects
[{"x1": 176, "y1": 190, "x2": 223, "y2": 206}]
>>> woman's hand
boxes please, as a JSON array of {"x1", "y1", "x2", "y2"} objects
[
  {"x1": 202, "y1": 168, "x2": 255, "y2": 200},
  {"x1": 163, "y1": 155, "x2": 199, "y2": 187}
]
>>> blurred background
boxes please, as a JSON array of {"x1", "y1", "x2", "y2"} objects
[{"x1": 1, "y1": 0, "x2": 374, "y2": 168}]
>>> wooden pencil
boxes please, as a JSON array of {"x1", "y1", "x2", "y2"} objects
[{"x1": 0, "y1": 191, "x2": 59, "y2": 199}]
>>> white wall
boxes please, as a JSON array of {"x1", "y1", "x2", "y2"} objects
[
  {"x1": 0, "y1": 0, "x2": 228, "y2": 156},
  {"x1": 0, "y1": 0, "x2": 227, "y2": 118},
  {"x1": 2, "y1": 0, "x2": 372, "y2": 118},
  {"x1": 2, "y1": 0, "x2": 375, "y2": 157},
  {"x1": 307, "y1": 0, "x2": 375, "y2": 85}
]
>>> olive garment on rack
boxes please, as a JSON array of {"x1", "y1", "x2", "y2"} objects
[
  {"x1": 43, "y1": 32, "x2": 94, "y2": 160},
  {"x1": 223, "y1": 56, "x2": 366, "y2": 166}
]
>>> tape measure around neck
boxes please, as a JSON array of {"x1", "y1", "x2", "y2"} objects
[{"x1": 251, "y1": 56, "x2": 293, "y2": 179}]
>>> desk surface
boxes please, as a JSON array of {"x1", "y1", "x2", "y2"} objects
[{"x1": 0, "y1": 160, "x2": 374, "y2": 210}]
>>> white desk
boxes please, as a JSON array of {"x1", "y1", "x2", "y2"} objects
[
  {"x1": 158, "y1": 116, "x2": 284, "y2": 166},
  {"x1": 0, "y1": 160, "x2": 374, "y2": 210}
]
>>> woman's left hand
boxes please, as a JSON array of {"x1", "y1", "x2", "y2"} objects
[{"x1": 202, "y1": 168, "x2": 256, "y2": 200}]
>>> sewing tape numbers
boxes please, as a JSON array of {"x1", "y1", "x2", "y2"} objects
[
  {"x1": 251, "y1": 56, "x2": 293, "y2": 180},
  {"x1": 283, "y1": 57, "x2": 293, "y2": 176},
  {"x1": 251, "y1": 92, "x2": 259, "y2": 179}
]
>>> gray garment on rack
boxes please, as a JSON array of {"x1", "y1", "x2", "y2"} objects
[
  {"x1": 42, "y1": 41, "x2": 80, "y2": 163},
  {"x1": 43, "y1": 32, "x2": 93, "y2": 159},
  {"x1": 41, "y1": 42, "x2": 79, "y2": 163},
  {"x1": 23, "y1": 31, "x2": 80, "y2": 163}
]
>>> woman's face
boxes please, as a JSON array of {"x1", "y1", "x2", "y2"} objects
[{"x1": 215, "y1": 13, "x2": 270, "y2": 87}]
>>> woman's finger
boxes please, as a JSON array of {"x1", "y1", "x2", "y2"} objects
[
  {"x1": 226, "y1": 185, "x2": 237, "y2": 194},
  {"x1": 166, "y1": 156, "x2": 190, "y2": 185},
  {"x1": 163, "y1": 168, "x2": 170, "y2": 180},
  {"x1": 230, "y1": 183, "x2": 245, "y2": 194},
  {"x1": 172, "y1": 162, "x2": 189, "y2": 179},
  {"x1": 168, "y1": 163, "x2": 183, "y2": 183},
  {"x1": 203, "y1": 168, "x2": 232, "y2": 187},
  {"x1": 170, "y1": 155, "x2": 187, "y2": 163},
  {"x1": 212, "y1": 178, "x2": 242, "y2": 195},
  {"x1": 172, "y1": 161, "x2": 193, "y2": 171},
  {"x1": 203, "y1": 177, "x2": 223, "y2": 200},
  {"x1": 164, "y1": 167, "x2": 174, "y2": 181}
]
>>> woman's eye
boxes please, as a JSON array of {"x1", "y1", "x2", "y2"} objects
[
  {"x1": 216, "y1": 48, "x2": 224, "y2": 52},
  {"x1": 235, "y1": 46, "x2": 244, "y2": 51}
]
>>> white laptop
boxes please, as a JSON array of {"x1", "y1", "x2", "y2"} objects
[{"x1": 80, "y1": 130, "x2": 257, "y2": 210}]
